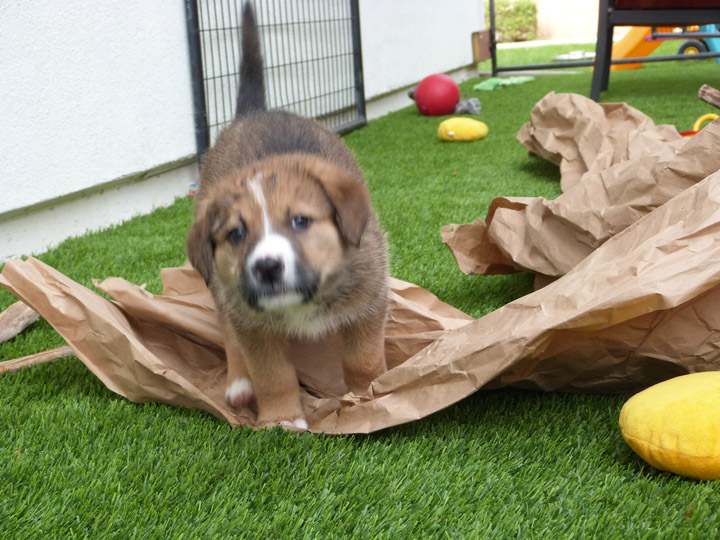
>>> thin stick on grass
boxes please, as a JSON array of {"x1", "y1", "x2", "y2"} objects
[
  {"x1": 699, "y1": 84, "x2": 720, "y2": 110},
  {"x1": 0, "y1": 346, "x2": 74, "y2": 373},
  {"x1": 0, "y1": 301, "x2": 40, "y2": 344},
  {"x1": 0, "y1": 301, "x2": 72, "y2": 372}
]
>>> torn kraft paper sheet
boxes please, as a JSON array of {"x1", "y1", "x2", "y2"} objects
[{"x1": 3, "y1": 168, "x2": 720, "y2": 433}]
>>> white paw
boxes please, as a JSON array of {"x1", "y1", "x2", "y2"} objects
[
  {"x1": 280, "y1": 418, "x2": 309, "y2": 430},
  {"x1": 225, "y1": 378, "x2": 255, "y2": 407}
]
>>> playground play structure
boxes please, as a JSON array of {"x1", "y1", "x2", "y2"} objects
[
  {"x1": 612, "y1": 24, "x2": 720, "y2": 70},
  {"x1": 487, "y1": 0, "x2": 720, "y2": 101}
]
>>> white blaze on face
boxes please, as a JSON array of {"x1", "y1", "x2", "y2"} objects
[
  {"x1": 247, "y1": 174, "x2": 271, "y2": 236},
  {"x1": 246, "y1": 175, "x2": 301, "y2": 310}
]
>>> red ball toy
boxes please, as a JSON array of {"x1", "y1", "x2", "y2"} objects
[{"x1": 414, "y1": 74, "x2": 460, "y2": 116}]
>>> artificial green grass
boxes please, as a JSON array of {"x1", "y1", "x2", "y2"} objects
[{"x1": 3, "y1": 46, "x2": 720, "y2": 538}]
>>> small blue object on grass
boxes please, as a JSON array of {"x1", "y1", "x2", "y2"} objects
[{"x1": 700, "y1": 24, "x2": 720, "y2": 64}]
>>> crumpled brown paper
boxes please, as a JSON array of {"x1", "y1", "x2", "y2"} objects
[
  {"x1": 443, "y1": 92, "x2": 720, "y2": 277},
  {"x1": 517, "y1": 92, "x2": 684, "y2": 192},
  {"x1": 0, "y1": 259, "x2": 475, "y2": 433},
  {"x1": 4, "y1": 92, "x2": 720, "y2": 434}
]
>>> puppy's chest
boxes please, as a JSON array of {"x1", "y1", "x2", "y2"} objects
[
  {"x1": 266, "y1": 302, "x2": 341, "y2": 339},
  {"x1": 224, "y1": 294, "x2": 340, "y2": 339}
]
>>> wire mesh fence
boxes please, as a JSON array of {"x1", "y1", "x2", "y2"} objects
[{"x1": 185, "y1": 0, "x2": 366, "y2": 155}]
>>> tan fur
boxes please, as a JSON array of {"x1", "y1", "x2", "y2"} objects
[{"x1": 188, "y1": 139, "x2": 389, "y2": 429}]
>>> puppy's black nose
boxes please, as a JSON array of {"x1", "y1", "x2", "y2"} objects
[{"x1": 253, "y1": 257, "x2": 284, "y2": 285}]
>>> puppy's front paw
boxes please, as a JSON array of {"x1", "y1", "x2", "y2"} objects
[
  {"x1": 258, "y1": 416, "x2": 309, "y2": 432},
  {"x1": 225, "y1": 377, "x2": 255, "y2": 407},
  {"x1": 281, "y1": 418, "x2": 309, "y2": 430}
]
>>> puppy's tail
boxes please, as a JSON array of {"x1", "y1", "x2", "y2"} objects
[{"x1": 236, "y1": 2, "x2": 266, "y2": 117}]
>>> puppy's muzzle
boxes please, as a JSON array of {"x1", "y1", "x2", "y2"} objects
[
  {"x1": 243, "y1": 234, "x2": 318, "y2": 310},
  {"x1": 253, "y1": 256, "x2": 285, "y2": 286}
]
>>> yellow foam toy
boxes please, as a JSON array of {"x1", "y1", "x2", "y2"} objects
[
  {"x1": 619, "y1": 372, "x2": 720, "y2": 480},
  {"x1": 438, "y1": 117, "x2": 488, "y2": 142}
]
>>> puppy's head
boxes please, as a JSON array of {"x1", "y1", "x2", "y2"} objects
[{"x1": 187, "y1": 155, "x2": 371, "y2": 312}]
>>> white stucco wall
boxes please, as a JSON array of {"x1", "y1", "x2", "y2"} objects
[
  {"x1": 360, "y1": 0, "x2": 484, "y2": 99},
  {"x1": 0, "y1": 0, "x2": 196, "y2": 217}
]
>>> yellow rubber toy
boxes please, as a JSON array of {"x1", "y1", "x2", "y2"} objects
[
  {"x1": 438, "y1": 117, "x2": 488, "y2": 142},
  {"x1": 619, "y1": 371, "x2": 720, "y2": 481}
]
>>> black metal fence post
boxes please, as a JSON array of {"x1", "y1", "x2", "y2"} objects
[
  {"x1": 185, "y1": 0, "x2": 210, "y2": 158},
  {"x1": 489, "y1": 0, "x2": 498, "y2": 76},
  {"x1": 344, "y1": 0, "x2": 367, "y2": 133}
]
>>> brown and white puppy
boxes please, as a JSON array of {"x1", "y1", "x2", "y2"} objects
[{"x1": 186, "y1": 2, "x2": 388, "y2": 429}]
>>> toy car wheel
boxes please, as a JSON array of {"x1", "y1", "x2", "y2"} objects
[{"x1": 678, "y1": 39, "x2": 708, "y2": 55}]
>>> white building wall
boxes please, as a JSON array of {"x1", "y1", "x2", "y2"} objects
[
  {"x1": 360, "y1": 0, "x2": 483, "y2": 100},
  {"x1": 536, "y1": 0, "x2": 598, "y2": 41},
  {"x1": 0, "y1": 0, "x2": 197, "y2": 216}
]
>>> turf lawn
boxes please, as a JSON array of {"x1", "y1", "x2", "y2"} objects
[{"x1": 2, "y1": 42, "x2": 720, "y2": 538}]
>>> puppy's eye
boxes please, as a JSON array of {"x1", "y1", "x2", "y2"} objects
[
  {"x1": 226, "y1": 225, "x2": 246, "y2": 244},
  {"x1": 290, "y1": 215, "x2": 312, "y2": 231}
]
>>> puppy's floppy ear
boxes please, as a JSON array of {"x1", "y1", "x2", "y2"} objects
[
  {"x1": 300, "y1": 157, "x2": 371, "y2": 247},
  {"x1": 186, "y1": 205, "x2": 216, "y2": 284}
]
